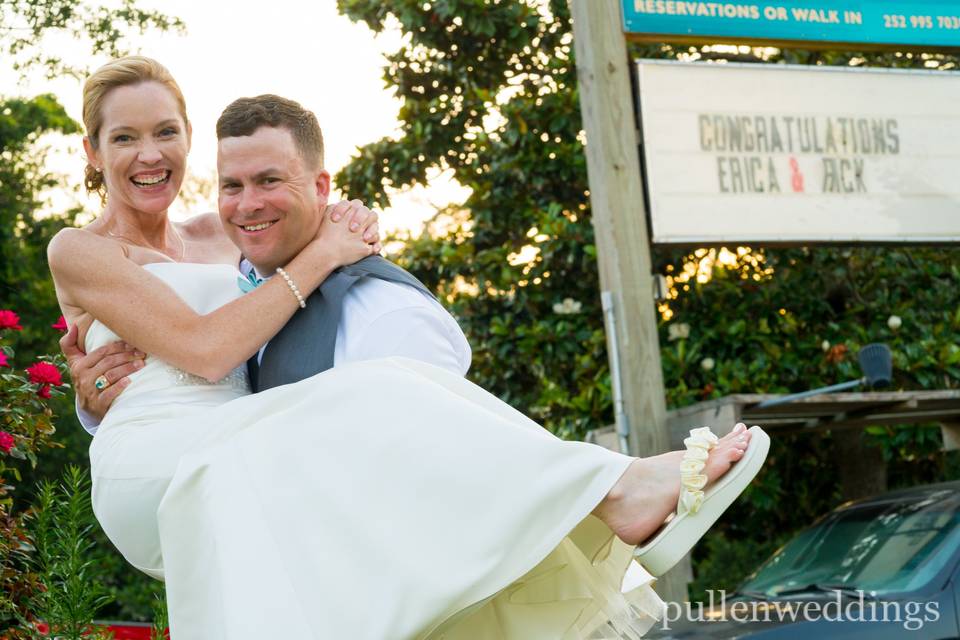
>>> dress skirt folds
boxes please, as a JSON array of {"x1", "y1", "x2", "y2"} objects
[{"x1": 86, "y1": 263, "x2": 664, "y2": 639}]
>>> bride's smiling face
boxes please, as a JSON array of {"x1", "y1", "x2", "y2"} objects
[{"x1": 84, "y1": 81, "x2": 191, "y2": 214}]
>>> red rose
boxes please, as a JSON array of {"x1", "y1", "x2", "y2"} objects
[
  {"x1": 0, "y1": 310, "x2": 22, "y2": 331},
  {"x1": 37, "y1": 385, "x2": 52, "y2": 399},
  {"x1": 52, "y1": 316, "x2": 68, "y2": 332},
  {"x1": 0, "y1": 352, "x2": 8, "y2": 368},
  {"x1": 26, "y1": 362, "x2": 63, "y2": 386},
  {"x1": 0, "y1": 432, "x2": 13, "y2": 454}
]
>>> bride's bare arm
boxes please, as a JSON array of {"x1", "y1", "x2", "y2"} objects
[{"x1": 48, "y1": 223, "x2": 372, "y2": 382}]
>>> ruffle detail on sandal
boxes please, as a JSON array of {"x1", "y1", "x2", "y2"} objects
[{"x1": 678, "y1": 426, "x2": 718, "y2": 516}]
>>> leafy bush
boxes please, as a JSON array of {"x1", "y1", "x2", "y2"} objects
[
  {"x1": 0, "y1": 312, "x2": 69, "y2": 634},
  {"x1": 24, "y1": 466, "x2": 113, "y2": 640}
]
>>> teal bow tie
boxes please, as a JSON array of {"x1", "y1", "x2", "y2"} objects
[{"x1": 237, "y1": 271, "x2": 263, "y2": 293}]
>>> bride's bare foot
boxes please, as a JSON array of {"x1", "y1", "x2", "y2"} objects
[{"x1": 593, "y1": 423, "x2": 752, "y2": 546}]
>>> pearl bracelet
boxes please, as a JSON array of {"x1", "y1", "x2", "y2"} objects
[{"x1": 275, "y1": 267, "x2": 306, "y2": 308}]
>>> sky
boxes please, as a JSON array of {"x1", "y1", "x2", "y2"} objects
[{"x1": 6, "y1": 0, "x2": 468, "y2": 234}]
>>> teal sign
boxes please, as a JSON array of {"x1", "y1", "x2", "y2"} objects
[{"x1": 622, "y1": 1, "x2": 960, "y2": 49}]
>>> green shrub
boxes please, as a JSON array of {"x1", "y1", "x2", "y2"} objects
[{"x1": 24, "y1": 466, "x2": 113, "y2": 639}]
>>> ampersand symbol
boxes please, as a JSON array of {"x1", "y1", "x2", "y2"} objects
[{"x1": 789, "y1": 157, "x2": 804, "y2": 193}]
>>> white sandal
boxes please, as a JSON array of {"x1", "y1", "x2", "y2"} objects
[{"x1": 632, "y1": 425, "x2": 770, "y2": 576}]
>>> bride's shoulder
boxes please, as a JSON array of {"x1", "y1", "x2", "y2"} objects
[
  {"x1": 47, "y1": 227, "x2": 123, "y2": 276},
  {"x1": 48, "y1": 226, "x2": 111, "y2": 257}
]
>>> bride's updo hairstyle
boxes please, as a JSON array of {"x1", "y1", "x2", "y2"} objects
[{"x1": 82, "y1": 56, "x2": 189, "y2": 202}]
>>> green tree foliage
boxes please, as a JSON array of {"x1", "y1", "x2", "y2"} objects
[
  {"x1": 338, "y1": 0, "x2": 610, "y2": 437},
  {"x1": 1, "y1": 0, "x2": 184, "y2": 79},
  {"x1": 0, "y1": 95, "x2": 81, "y2": 363},
  {"x1": 336, "y1": 0, "x2": 960, "y2": 594},
  {"x1": 1, "y1": 0, "x2": 184, "y2": 623}
]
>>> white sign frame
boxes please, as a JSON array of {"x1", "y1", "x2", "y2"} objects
[{"x1": 636, "y1": 60, "x2": 960, "y2": 245}]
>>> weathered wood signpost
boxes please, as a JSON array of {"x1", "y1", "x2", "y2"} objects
[{"x1": 570, "y1": 0, "x2": 960, "y2": 603}]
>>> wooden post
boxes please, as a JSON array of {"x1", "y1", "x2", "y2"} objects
[
  {"x1": 941, "y1": 421, "x2": 960, "y2": 451},
  {"x1": 569, "y1": 0, "x2": 690, "y2": 603}
]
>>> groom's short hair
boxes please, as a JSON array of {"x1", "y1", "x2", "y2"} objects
[{"x1": 216, "y1": 95, "x2": 324, "y2": 169}]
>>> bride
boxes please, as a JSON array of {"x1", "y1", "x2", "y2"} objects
[{"x1": 48, "y1": 56, "x2": 768, "y2": 639}]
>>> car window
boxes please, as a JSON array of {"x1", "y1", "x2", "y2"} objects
[{"x1": 740, "y1": 489, "x2": 960, "y2": 596}]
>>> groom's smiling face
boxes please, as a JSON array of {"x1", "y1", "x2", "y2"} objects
[{"x1": 217, "y1": 126, "x2": 330, "y2": 273}]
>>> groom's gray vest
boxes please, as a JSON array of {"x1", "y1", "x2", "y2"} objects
[{"x1": 248, "y1": 255, "x2": 435, "y2": 393}]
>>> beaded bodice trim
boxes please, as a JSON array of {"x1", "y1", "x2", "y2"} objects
[{"x1": 165, "y1": 363, "x2": 250, "y2": 393}]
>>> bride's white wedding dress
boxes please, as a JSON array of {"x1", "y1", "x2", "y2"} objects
[{"x1": 87, "y1": 262, "x2": 664, "y2": 639}]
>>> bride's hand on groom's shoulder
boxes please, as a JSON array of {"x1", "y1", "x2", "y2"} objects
[
  {"x1": 325, "y1": 200, "x2": 382, "y2": 254},
  {"x1": 311, "y1": 203, "x2": 378, "y2": 267}
]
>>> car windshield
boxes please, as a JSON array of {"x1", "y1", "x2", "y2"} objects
[{"x1": 740, "y1": 488, "x2": 960, "y2": 597}]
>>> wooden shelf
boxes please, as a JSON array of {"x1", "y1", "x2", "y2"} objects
[{"x1": 586, "y1": 390, "x2": 960, "y2": 451}]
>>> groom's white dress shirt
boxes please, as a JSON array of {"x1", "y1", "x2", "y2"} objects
[
  {"x1": 78, "y1": 262, "x2": 471, "y2": 435},
  {"x1": 248, "y1": 263, "x2": 471, "y2": 374}
]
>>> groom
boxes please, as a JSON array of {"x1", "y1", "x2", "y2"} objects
[{"x1": 66, "y1": 94, "x2": 470, "y2": 428}]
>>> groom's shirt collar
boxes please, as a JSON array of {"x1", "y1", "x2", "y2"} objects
[{"x1": 239, "y1": 258, "x2": 271, "y2": 283}]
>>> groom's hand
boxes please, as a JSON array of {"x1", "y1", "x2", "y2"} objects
[
  {"x1": 60, "y1": 325, "x2": 145, "y2": 422},
  {"x1": 326, "y1": 200, "x2": 382, "y2": 254}
]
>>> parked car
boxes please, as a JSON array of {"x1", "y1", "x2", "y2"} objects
[{"x1": 647, "y1": 481, "x2": 960, "y2": 638}]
